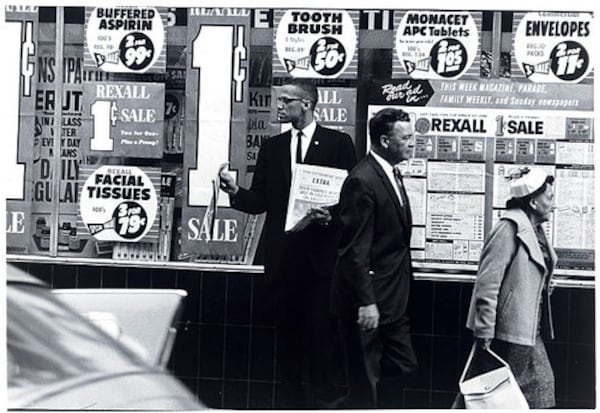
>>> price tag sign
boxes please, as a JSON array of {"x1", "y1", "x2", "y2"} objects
[
  {"x1": 394, "y1": 11, "x2": 479, "y2": 79},
  {"x1": 514, "y1": 12, "x2": 593, "y2": 83},
  {"x1": 84, "y1": 6, "x2": 167, "y2": 73},
  {"x1": 79, "y1": 165, "x2": 159, "y2": 242},
  {"x1": 274, "y1": 9, "x2": 358, "y2": 78}
]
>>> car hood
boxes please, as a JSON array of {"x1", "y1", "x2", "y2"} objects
[{"x1": 9, "y1": 370, "x2": 205, "y2": 410}]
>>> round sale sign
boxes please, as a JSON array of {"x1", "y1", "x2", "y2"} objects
[
  {"x1": 395, "y1": 11, "x2": 479, "y2": 79},
  {"x1": 275, "y1": 9, "x2": 357, "y2": 78},
  {"x1": 80, "y1": 166, "x2": 158, "y2": 242},
  {"x1": 514, "y1": 12, "x2": 593, "y2": 83},
  {"x1": 86, "y1": 7, "x2": 165, "y2": 73}
]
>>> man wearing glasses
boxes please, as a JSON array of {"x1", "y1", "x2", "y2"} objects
[{"x1": 219, "y1": 79, "x2": 356, "y2": 408}]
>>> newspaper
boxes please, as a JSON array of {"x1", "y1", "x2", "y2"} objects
[{"x1": 284, "y1": 164, "x2": 348, "y2": 232}]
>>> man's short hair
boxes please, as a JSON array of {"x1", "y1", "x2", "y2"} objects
[
  {"x1": 284, "y1": 78, "x2": 318, "y2": 109},
  {"x1": 369, "y1": 108, "x2": 411, "y2": 147}
]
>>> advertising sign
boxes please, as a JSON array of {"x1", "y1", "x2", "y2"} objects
[
  {"x1": 393, "y1": 11, "x2": 481, "y2": 79},
  {"x1": 84, "y1": 6, "x2": 167, "y2": 73},
  {"x1": 314, "y1": 87, "x2": 356, "y2": 137},
  {"x1": 513, "y1": 12, "x2": 593, "y2": 83},
  {"x1": 182, "y1": 8, "x2": 264, "y2": 263},
  {"x1": 5, "y1": 6, "x2": 37, "y2": 253},
  {"x1": 164, "y1": 8, "x2": 187, "y2": 154},
  {"x1": 81, "y1": 82, "x2": 165, "y2": 158},
  {"x1": 273, "y1": 9, "x2": 359, "y2": 78},
  {"x1": 369, "y1": 80, "x2": 594, "y2": 269},
  {"x1": 247, "y1": 87, "x2": 274, "y2": 172},
  {"x1": 31, "y1": 34, "x2": 91, "y2": 255},
  {"x1": 79, "y1": 165, "x2": 160, "y2": 242}
]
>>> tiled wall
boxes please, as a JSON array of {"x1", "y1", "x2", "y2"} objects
[{"x1": 14, "y1": 262, "x2": 595, "y2": 409}]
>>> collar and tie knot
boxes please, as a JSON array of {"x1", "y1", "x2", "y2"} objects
[{"x1": 393, "y1": 166, "x2": 404, "y2": 184}]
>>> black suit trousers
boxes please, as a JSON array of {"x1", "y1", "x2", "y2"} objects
[
  {"x1": 275, "y1": 250, "x2": 340, "y2": 407},
  {"x1": 338, "y1": 312, "x2": 418, "y2": 408}
]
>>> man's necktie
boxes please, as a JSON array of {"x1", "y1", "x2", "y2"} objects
[
  {"x1": 296, "y1": 131, "x2": 303, "y2": 164},
  {"x1": 393, "y1": 166, "x2": 409, "y2": 208}
]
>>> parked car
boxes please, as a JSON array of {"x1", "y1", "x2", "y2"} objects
[{"x1": 6, "y1": 263, "x2": 205, "y2": 410}]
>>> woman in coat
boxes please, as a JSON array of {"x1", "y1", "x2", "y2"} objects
[{"x1": 465, "y1": 167, "x2": 557, "y2": 408}]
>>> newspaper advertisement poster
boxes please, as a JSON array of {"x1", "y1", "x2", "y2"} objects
[{"x1": 367, "y1": 98, "x2": 593, "y2": 267}]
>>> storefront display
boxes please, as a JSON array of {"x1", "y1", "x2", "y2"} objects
[{"x1": 4, "y1": 5, "x2": 594, "y2": 277}]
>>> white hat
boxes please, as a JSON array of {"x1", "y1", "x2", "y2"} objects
[{"x1": 508, "y1": 167, "x2": 548, "y2": 198}]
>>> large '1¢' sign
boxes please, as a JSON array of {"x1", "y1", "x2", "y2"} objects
[
  {"x1": 5, "y1": 6, "x2": 37, "y2": 253},
  {"x1": 182, "y1": 9, "x2": 263, "y2": 263}
]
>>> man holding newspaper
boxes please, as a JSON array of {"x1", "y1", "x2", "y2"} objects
[{"x1": 219, "y1": 79, "x2": 356, "y2": 409}]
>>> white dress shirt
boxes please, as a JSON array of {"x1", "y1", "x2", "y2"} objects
[
  {"x1": 290, "y1": 121, "x2": 317, "y2": 170},
  {"x1": 370, "y1": 150, "x2": 404, "y2": 206}
]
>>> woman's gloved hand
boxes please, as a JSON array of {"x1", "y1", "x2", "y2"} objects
[{"x1": 475, "y1": 337, "x2": 492, "y2": 350}]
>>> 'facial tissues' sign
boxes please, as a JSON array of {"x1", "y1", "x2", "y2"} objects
[{"x1": 79, "y1": 165, "x2": 159, "y2": 242}]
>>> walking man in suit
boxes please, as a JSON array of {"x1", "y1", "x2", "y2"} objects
[
  {"x1": 219, "y1": 79, "x2": 356, "y2": 408},
  {"x1": 332, "y1": 107, "x2": 417, "y2": 408}
]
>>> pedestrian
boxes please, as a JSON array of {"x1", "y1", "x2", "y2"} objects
[
  {"x1": 332, "y1": 107, "x2": 417, "y2": 408},
  {"x1": 464, "y1": 166, "x2": 557, "y2": 408}
]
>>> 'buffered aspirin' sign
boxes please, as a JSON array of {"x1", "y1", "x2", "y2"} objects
[
  {"x1": 86, "y1": 7, "x2": 165, "y2": 73},
  {"x1": 80, "y1": 166, "x2": 157, "y2": 242},
  {"x1": 275, "y1": 10, "x2": 357, "y2": 78},
  {"x1": 514, "y1": 12, "x2": 593, "y2": 83},
  {"x1": 395, "y1": 11, "x2": 479, "y2": 79}
]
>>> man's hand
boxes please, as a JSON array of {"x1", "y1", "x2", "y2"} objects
[
  {"x1": 357, "y1": 304, "x2": 379, "y2": 330},
  {"x1": 219, "y1": 169, "x2": 239, "y2": 195},
  {"x1": 309, "y1": 206, "x2": 332, "y2": 227},
  {"x1": 287, "y1": 206, "x2": 333, "y2": 233}
]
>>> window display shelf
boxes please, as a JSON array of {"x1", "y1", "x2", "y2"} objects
[{"x1": 7, "y1": 254, "x2": 594, "y2": 288}]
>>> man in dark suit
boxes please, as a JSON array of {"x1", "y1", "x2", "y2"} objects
[
  {"x1": 219, "y1": 79, "x2": 356, "y2": 408},
  {"x1": 332, "y1": 107, "x2": 417, "y2": 408}
]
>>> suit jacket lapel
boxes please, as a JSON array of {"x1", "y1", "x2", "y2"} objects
[
  {"x1": 280, "y1": 130, "x2": 292, "y2": 187},
  {"x1": 303, "y1": 124, "x2": 323, "y2": 164},
  {"x1": 366, "y1": 155, "x2": 408, "y2": 226}
]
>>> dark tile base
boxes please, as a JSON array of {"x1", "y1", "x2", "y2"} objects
[{"x1": 19, "y1": 265, "x2": 595, "y2": 409}]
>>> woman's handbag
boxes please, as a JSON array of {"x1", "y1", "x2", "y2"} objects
[{"x1": 458, "y1": 344, "x2": 529, "y2": 409}]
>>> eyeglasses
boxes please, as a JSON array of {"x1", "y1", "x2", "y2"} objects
[{"x1": 276, "y1": 97, "x2": 305, "y2": 105}]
